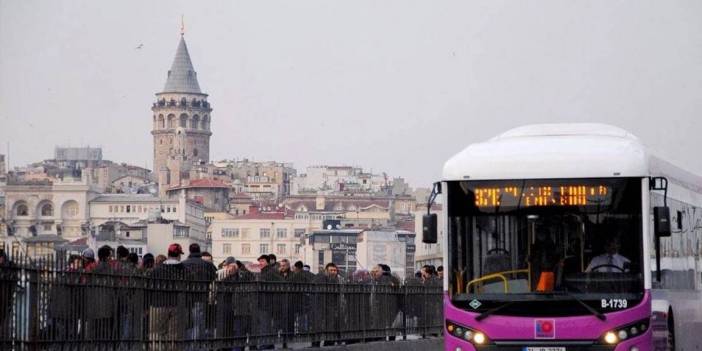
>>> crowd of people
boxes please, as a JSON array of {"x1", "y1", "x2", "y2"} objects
[
  {"x1": 57, "y1": 242, "x2": 445, "y2": 289},
  {"x1": 0, "y1": 243, "x2": 444, "y2": 350}
]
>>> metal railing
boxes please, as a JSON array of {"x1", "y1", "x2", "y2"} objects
[{"x1": 0, "y1": 255, "x2": 443, "y2": 350}]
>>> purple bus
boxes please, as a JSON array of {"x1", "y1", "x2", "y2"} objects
[{"x1": 422, "y1": 124, "x2": 702, "y2": 351}]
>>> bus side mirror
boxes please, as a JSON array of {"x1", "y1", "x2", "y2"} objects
[
  {"x1": 422, "y1": 213, "x2": 437, "y2": 244},
  {"x1": 653, "y1": 206, "x2": 671, "y2": 238}
]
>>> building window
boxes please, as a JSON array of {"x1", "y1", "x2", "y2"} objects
[
  {"x1": 125, "y1": 231, "x2": 130, "y2": 238},
  {"x1": 260, "y1": 228, "x2": 270, "y2": 239},
  {"x1": 120, "y1": 206, "x2": 124, "y2": 213},
  {"x1": 16, "y1": 204, "x2": 28, "y2": 216},
  {"x1": 295, "y1": 244, "x2": 301, "y2": 254},
  {"x1": 276, "y1": 228, "x2": 287, "y2": 239},
  {"x1": 174, "y1": 227, "x2": 189, "y2": 238},
  {"x1": 126, "y1": 205, "x2": 131, "y2": 213},
  {"x1": 241, "y1": 228, "x2": 250, "y2": 239},
  {"x1": 109, "y1": 206, "x2": 113, "y2": 213},
  {"x1": 41, "y1": 204, "x2": 53, "y2": 217},
  {"x1": 242, "y1": 244, "x2": 251, "y2": 255},
  {"x1": 43, "y1": 224, "x2": 52, "y2": 231},
  {"x1": 223, "y1": 243, "x2": 231, "y2": 255},
  {"x1": 276, "y1": 244, "x2": 286, "y2": 254},
  {"x1": 222, "y1": 228, "x2": 240, "y2": 238},
  {"x1": 260, "y1": 244, "x2": 269, "y2": 254},
  {"x1": 172, "y1": 207, "x2": 176, "y2": 213},
  {"x1": 294, "y1": 229, "x2": 305, "y2": 238}
]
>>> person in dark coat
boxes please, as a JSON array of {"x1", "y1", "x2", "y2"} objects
[
  {"x1": 146, "y1": 243, "x2": 190, "y2": 349},
  {"x1": 181, "y1": 243, "x2": 216, "y2": 340},
  {"x1": 290, "y1": 260, "x2": 315, "y2": 341},
  {"x1": 140, "y1": 253, "x2": 155, "y2": 273},
  {"x1": 0, "y1": 250, "x2": 17, "y2": 342},
  {"x1": 216, "y1": 257, "x2": 249, "y2": 351},
  {"x1": 278, "y1": 259, "x2": 293, "y2": 281},
  {"x1": 87, "y1": 246, "x2": 116, "y2": 341},
  {"x1": 311, "y1": 263, "x2": 342, "y2": 347},
  {"x1": 292, "y1": 261, "x2": 315, "y2": 283},
  {"x1": 182, "y1": 243, "x2": 217, "y2": 281}
]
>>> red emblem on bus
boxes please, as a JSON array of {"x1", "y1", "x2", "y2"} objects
[{"x1": 535, "y1": 319, "x2": 555, "y2": 339}]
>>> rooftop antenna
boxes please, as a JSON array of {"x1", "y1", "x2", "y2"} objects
[{"x1": 180, "y1": 15, "x2": 185, "y2": 36}]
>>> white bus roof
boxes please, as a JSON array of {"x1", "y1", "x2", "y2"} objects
[{"x1": 442, "y1": 123, "x2": 702, "y2": 187}]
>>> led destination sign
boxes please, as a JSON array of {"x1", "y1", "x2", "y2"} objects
[{"x1": 473, "y1": 184, "x2": 611, "y2": 208}]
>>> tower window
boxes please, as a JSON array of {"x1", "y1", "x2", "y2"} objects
[{"x1": 193, "y1": 148, "x2": 198, "y2": 157}]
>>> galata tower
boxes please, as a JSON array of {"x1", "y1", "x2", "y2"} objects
[{"x1": 151, "y1": 33, "x2": 212, "y2": 195}]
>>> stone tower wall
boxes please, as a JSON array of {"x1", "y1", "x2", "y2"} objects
[{"x1": 151, "y1": 92, "x2": 212, "y2": 183}]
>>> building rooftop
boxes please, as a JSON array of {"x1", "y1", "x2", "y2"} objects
[
  {"x1": 161, "y1": 36, "x2": 202, "y2": 94},
  {"x1": 168, "y1": 178, "x2": 229, "y2": 190},
  {"x1": 91, "y1": 194, "x2": 167, "y2": 203}
]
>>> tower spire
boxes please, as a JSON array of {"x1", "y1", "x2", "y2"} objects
[
  {"x1": 180, "y1": 15, "x2": 185, "y2": 36},
  {"x1": 162, "y1": 34, "x2": 201, "y2": 94}
]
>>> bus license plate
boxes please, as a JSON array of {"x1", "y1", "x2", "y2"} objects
[{"x1": 524, "y1": 347, "x2": 565, "y2": 351}]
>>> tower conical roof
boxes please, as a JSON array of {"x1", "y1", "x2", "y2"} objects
[{"x1": 162, "y1": 36, "x2": 202, "y2": 94}]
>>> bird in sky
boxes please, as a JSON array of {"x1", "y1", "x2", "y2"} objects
[{"x1": 135, "y1": 44, "x2": 143, "y2": 49}]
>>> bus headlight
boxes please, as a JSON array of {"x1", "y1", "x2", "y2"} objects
[
  {"x1": 447, "y1": 320, "x2": 489, "y2": 345},
  {"x1": 602, "y1": 318, "x2": 650, "y2": 345},
  {"x1": 473, "y1": 332, "x2": 487, "y2": 344},
  {"x1": 604, "y1": 332, "x2": 618, "y2": 344}
]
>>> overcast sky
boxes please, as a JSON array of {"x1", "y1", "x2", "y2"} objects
[{"x1": 1, "y1": 1, "x2": 701, "y2": 188}]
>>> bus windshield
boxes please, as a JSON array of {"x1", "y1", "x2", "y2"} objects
[{"x1": 447, "y1": 178, "x2": 644, "y2": 316}]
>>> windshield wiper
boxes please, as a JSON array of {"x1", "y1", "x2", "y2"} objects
[
  {"x1": 559, "y1": 292, "x2": 606, "y2": 321},
  {"x1": 475, "y1": 301, "x2": 516, "y2": 321}
]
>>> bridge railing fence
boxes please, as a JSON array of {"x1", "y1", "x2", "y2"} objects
[{"x1": 0, "y1": 254, "x2": 443, "y2": 350}]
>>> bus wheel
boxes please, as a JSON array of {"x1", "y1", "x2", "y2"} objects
[{"x1": 667, "y1": 309, "x2": 675, "y2": 351}]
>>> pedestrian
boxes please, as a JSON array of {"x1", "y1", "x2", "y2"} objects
[
  {"x1": 0, "y1": 249, "x2": 17, "y2": 341},
  {"x1": 292, "y1": 261, "x2": 315, "y2": 283},
  {"x1": 181, "y1": 243, "x2": 216, "y2": 340},
  {"x1": 141, "y1": 253, "x2": 155, "y2": 273},
  {"x1": 277, "y1": 259, "x2": 294, "y2": 348},
  {"x1": 81, "y1": 248, "x2": 97, "y2": 272},
  {"x1": 420, "y1": 265, "x2": 440, "y2": 285},
  {"x1": 278, "y1": 259, "x2": 293, "y2": 281},
  {"x1": 116, "y1": 250, "x2": 139, "y2": 339},
  {"x1": 146, "y1": 243, "x2": 190, "y2": 349},
  {"x1": 155, "y1": 254, "x2": 167, "y2": 266},
  {"x1": 437, "y1": 265, "x2": 444, "y2": 280},
  {"x1": 268, "y1": 253, "x2": 279, "y2": 271},
  {"x1": 48, "y1": 254, "x2": 82, "y2": 341},
  {"x1": 201, "y1": 251, "x2": 214, "y2": 263},
  {"x1": 127, "y1": 252, "x2": 139, "y2": 268},
  {"x1": 87, "y1": 246, "x2": 115, "y2": 341},
  {"x1": 114, "y1": 245, "x2": 130, "y2": 271},
  {"x1": 379, "y1": 264, "x2": 400, "y2": 340},
  {"x1": 258, "y1": 254, "x2": 269, "y2": 268},
  {"x1": 253, "y1": 254, "x2": 280, "y2": 350},
  {"x1": 312, "y1": 263, "x2": 342, "y2": 347},
  {"x1": 216, "y1": 257, "x2": 249, "y2": 351},
  {"x1": 182, "y1": 243, "x2": 216, "y2": 281}
]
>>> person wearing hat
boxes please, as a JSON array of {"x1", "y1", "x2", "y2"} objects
[
  {"x1": 146, "y1": 243, "x2": 190, "y2": 347},
  {"x1": 81, "y1": 248, "x2": 97, "y2": 272},
  {"x1": 217, "y1": 256, "x2": 239, "y2": 281}
]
